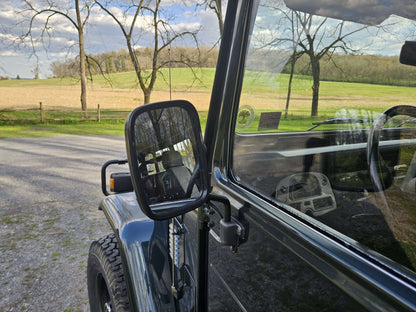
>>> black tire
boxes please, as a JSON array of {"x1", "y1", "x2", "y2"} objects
[{"x1": 87, "y1": 233, "x2": 130, "y2": 312}]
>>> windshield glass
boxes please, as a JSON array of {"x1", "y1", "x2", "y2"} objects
[{"x1": 233, "y1": 0, "x2": 416, "y2": 274}]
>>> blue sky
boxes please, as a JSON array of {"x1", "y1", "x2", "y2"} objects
[{"x1": 0, "y1": 1, "x2": 220, "y2": 78}]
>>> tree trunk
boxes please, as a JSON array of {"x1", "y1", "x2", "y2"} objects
[
  {"x1": 75, "y1": 0, "x2": 87, "y2": 118},
  {"x1": 208, "y1": 0, "x2": 223, "y2": 37},
  {"x1": 216, "y1": 0, "x2": 224, "y2": 36},
  {"x1": 144, "y1": 89, "x2": 151, "y2": 104},
  {"x1": 125, "y1": 39, "x2": 150, "y2": 105},
  {"x1": 284, "y1": 53, "x2": 297, "y2": 119},
  {"x1": 310, "y1": 56, "x2": 320, "y2": 117}
]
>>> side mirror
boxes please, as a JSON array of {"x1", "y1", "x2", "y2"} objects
[
  {"x1": 125, "y1": 100, "x2": 209, "y2": 220},
  {"x1": 400, "y1": 41, "x2": 416, "y2": 66}
]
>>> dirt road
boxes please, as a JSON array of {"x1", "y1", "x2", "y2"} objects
[{"x1": 0, "y1": 135, "x2": 127, "y2": 311}]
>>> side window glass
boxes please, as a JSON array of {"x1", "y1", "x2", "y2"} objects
[{"x1": 233, "y1": 0, "x2": 416, "y2": 273}]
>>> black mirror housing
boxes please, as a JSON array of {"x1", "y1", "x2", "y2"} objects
[
  {"x1": 400, "y1": 41, "x2": 416, "y2": 66},
  {"x1": 125, "y1": 100, "x2": 209, "y2": 220}
]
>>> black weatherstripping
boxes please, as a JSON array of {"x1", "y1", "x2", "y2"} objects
[
  {"x1": 205, "y1": 0, "x2": 239, "y2": 169},
  {"x1": 200, "y1": 1, "x2": 247, "y2": 311}
]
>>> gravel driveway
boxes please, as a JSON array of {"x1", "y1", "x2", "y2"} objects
[{"x1": 0, "y1": 135, "x2": 127, "y2": 311}]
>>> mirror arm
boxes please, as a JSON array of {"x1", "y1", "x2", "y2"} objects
[
  {"x1": 207, "y1": 194, "x2": 231, "y2": 222},
  {"x1": 101, "y1": 159, "x2": 128, "y2": 196},
  {"x1": 207, "y1": 194, "x2": 244, "y2": 252}
]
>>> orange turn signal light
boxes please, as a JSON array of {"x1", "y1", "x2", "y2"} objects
[{"x1": 110, "y1": 178, "x2": 115, "y2": 192}]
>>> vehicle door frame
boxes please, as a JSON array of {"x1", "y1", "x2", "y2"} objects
[{"x1": 204, "y1": 0, "x2": 416, "y2": 310}]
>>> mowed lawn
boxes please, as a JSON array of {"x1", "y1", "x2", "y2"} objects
[{"x1": 1, "y1": 68, "x2": 416, "y2": 136}]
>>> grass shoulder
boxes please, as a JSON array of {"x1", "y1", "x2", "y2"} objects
[
  {"x1": 0, "y1": 121, "x2": 125, "y2": 139},
  {"x1": 0, "y1": 111, "x2": 208, "y2": 138}
]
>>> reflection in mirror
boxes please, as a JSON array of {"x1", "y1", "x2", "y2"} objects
[{"x1": 132, "y1": 106, "x2": 201, "y2": 206}]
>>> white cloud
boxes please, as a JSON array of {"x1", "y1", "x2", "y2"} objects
[
  {"x1": 0, "y1": 33, "x2": 17, "y2": 42},
  {"x1": 171, "y1": 22, "x2": 200, "y2": 33},
  {"x1": 0, "y1": 50, "x2": 22, "y2": 57},
  {"x1": 0, "y1": 7, "x2": 16, "y2": 21},
  {"x1": 54, "y1": 23, "x2": 78, "y2": 35},
  {"x1": 48, "y1": 51, "x2": 77, "y2": 59}
]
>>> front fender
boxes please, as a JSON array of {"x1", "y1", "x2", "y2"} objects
[{"x1": 99, "y1": 192, "x2": 175, "y2": 311}]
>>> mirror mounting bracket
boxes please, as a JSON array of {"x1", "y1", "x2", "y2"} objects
[{"x1": 207, "y1": 194, "x2": 245, "y2": 252}]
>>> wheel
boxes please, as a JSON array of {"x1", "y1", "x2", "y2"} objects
[{"x1": 87, "y1": 233, "x2": 129, "y2": 312}]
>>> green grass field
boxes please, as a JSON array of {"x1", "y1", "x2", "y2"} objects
[
  {"x1": 4, "y1": 68, "x2": 416, "y2": 98},
  {"x1": 0, "y1": 121, "x2": 125, "y2": 138},
  {"x1": 1, "y1": 68, "x2": 416, "y2": 137},
  {"x1": 0, "y1": 68, "x2": 216, "y2": 91},
  {"x1": 0, "y1": 110, "x2": 209, "y2": 139}
]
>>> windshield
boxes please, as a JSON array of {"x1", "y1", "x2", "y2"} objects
[{"x1": 233, "y1": 0, "x2": 416, "y2": 275}]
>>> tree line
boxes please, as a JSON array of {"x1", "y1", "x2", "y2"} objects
[
  {"x1": 53, "y1": 46, "x2": 416, "y2": 89},
  {"x1": 284, "y1": 53, "x2": 416, "y2": 87},
  {"x1": 50, "y1": 46, "x2": 219, "y2": 78}
]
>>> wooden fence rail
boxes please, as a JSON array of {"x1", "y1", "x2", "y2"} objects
[{"x1": 0, "y1": 102, "x2": 132, "y2": 123}]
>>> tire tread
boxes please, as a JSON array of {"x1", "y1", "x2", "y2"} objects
[{"x1": 88, "y1": 233, "x2": 130, "y2": 311}]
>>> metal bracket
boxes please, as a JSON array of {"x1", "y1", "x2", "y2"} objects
[
  {"x1": 220, "y1": 217, "x2": 244, "y2": 252},
  {"x1": 206, "y1": 194, "x2": 246, "y2": 252}
]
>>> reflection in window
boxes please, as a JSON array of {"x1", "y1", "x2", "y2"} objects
[{"x1": 233, "y1": 0, "x2": 416, "y2": 273}]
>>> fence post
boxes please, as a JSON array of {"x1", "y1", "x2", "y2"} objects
[
  {"x1": 39, "y1": 102, "x2": 44, "y2": 123},
  {"x1": 97, "y1": 104, "x2": 101, "y2": 122}
]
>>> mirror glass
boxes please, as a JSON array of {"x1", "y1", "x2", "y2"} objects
[{"x1": 126, "y1": 100, "x2": 207, "y2": 220}]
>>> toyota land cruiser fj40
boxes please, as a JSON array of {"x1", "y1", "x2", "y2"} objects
[{"x1": 87, "y1": 1, "x2": 416, "y2": 311}]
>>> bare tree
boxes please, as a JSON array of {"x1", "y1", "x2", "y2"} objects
[
  {"x1": 284, "y1": 50, "x2": 303, "y2": 119},
  {"x1": 95, "y1": 0, "x2": 200, "y2": 104},
  {"x1": 258, "y1": 2, "x2": 371, "y2": 117},
  {"x1": 18, "y1": 0, "x2": 91, "y2": 117},
  {"x1": 294, "y1": 12, "x2": 369, "y2": 117},
  {"x1": 253, "y1": 2, "x2": 304, "y2": 119},
  {"x1": 284, "y1": 10, "x2": 303, "y2": 119}
]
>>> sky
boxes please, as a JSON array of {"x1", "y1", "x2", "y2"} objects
[
  {"x1": 1, "y1": 0, "x2": 415, "y2": 79},
  {"x1": 0, "y1": 1, "x2": 220, "y2": 79}
]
